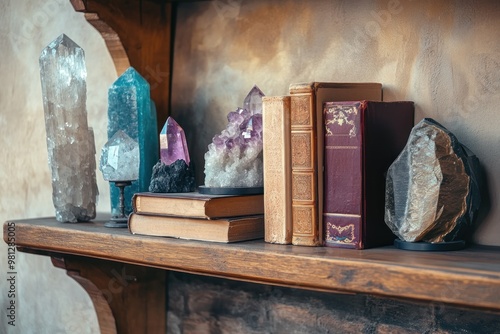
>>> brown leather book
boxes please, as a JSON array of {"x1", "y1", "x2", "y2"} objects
[
  {"x1": 289, "y1": 83, "x2": 382, "y2": 246},
  {"x1": 132, "y1": 192, "x2": 264, "y2": 219},
  {"x1": 262, "y1": 96, "x2": 292, "y2": 244},
  {"x1": 128, "y1": 213, "x2": 264, "y2": 243},
  {"x1": 323, "y1": 101, "x2": 414, "y2": 249}
]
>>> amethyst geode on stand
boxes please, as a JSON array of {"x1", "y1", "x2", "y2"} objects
[
  {"x1": 201, "y1": 85, "x2": 265, "y2": 195},
  {"x1": 149, "y1": 117, "x2": 195, "y2": 193},
  {"x1": 384, "y1": 118, "x2": 481, "y2": 250}
]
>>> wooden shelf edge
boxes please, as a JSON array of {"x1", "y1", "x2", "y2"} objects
[{"x1": 5, "y1": 218, "x2": 500, "y2": 312}]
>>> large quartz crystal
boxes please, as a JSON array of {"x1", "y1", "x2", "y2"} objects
[
  {"x1": 39, "y1": 34, "x2": 98, "y2": 223},
  {"x1": 385, "y1": 118, "x2": 481, "y2": 243},
  {"x1": 99, "y1": 130, "x2": 139, "y2": 181},
  {"x1": 204, "y1": 85, "x2": 264, "y2": 187},
  {"x1": 107, "y1": 67, "x2": 158, "y2": 214}
]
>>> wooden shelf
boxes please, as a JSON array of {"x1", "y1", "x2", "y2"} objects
[{"x1": 4, "y1": 217, "x2": 500, "y2": 311}]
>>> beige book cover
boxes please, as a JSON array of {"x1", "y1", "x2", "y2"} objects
[{"x1": 263, "y1": 96, "x2": 292, "y2": 244}]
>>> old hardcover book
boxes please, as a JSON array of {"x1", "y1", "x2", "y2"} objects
[
  {"x1": 323, "y1": 101, "x2": 414, "y2": 249},
  {"x1": 289, "y1": 82, "x2": 382, "y2": 246},
  {"x1": 132, "y1": 192, "x2": 264, "y2": 219},
  {"x1": 128, "y1": 214, "x2": 264, "y2": 243},
  {"x1": 262, "y1": 96, "x2": 292, "y2": 244}
]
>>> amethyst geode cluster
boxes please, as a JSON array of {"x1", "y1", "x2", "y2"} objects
[{"x1": 204, "y1": 85, "x2": 265, "y2": 188}]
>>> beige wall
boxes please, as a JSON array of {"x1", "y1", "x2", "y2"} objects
[
  {"x1": 0, "y1": 0, "x2": 499, "y2": 333},
  {"x1": 172, "y1": 0, "x2": 500, "y2": 246},
  {"x1": 0, "y1": 0, "x2": 114, "y2": 333}
]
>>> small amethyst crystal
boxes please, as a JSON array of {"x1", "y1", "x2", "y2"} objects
[
  {"x1": 160, "y1": 116, "x2": 190, "y2": 166},
  {"x1": 204, "y1": 85, "x2": 264, "y2": 187},
  {"x1": 149, "y1": 117, "x2": 195, "y2": 193}
]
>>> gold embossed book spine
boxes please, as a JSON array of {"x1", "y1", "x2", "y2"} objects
[
  {"x1": 290, "y1": 84, "x2": 321, "y2": 246},
  {"x1": 289, "y1": 82, "x2": 383, "y2": 246},
  {"x1": 263, "y1": 96, "x2": 292, "y2": 244}
]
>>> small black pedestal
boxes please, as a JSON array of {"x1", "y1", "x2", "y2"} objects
[{"x1": 104, "y1": 180, "x2": 132, "y2": 228}]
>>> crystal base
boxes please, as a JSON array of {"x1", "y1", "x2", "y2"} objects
[
  {"x1": 394, "y1": 239, "x2": 466, "y2": 251},
  {"x1": 104, "y1": 216, "x2": 128, "y2": 228},
  {"x1": 105, "y1": 180, "x2": 132, "y2": 228},
  {"x1": 198, "y1": 186, "x2": 263, "y2": 195}
]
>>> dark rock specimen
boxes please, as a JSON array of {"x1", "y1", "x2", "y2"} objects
[
  {"x1": 149, "y1": 159, "x2": 196, "y2": 193},
  {"x1": 385, "y1": 118, "x2": 481, "y2": 243}
]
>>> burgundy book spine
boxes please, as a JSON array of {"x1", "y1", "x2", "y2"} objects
[
  {"x1": 323, "y1": 101, "x2": 414, "y2": 249},
  {"x1": 323, "y1": 101, "x2": 364, "y2": 248}
]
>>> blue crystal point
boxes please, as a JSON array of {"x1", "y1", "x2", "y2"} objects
[{"x1": 107, "y1": 67, "x2": 159, "y2": 215}]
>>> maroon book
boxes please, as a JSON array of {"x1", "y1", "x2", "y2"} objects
[{"x1": 323, "y1": 101, "x2": 414, "y2": 249}]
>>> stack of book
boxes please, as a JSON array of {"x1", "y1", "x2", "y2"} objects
[
  {"x1": 262, "y1": 82, "x2": 415, "y2": 249},
  {"x1": 128, "y1": 192, "x2": 264, "y2": 243}
]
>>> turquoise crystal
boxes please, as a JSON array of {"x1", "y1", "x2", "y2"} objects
[{"x1": 107, "y1": 67, "x2": 158, "y2": 215}]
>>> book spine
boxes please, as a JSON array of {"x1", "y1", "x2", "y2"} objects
[
  {"x1": 289, "y1": 87, "x2": 321, "y2": 246},
  {"x1": 323, "y1": 101, "x2": 365, "y2": 249},
  {"x1": 263, "y1": 96, "x2": 292, "y2": 244},
  {"x1": 131, "y1": 193, "x2": 139, "y2": 213}
]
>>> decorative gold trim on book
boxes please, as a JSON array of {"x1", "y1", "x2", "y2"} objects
[
  {"x1": 292, "y1": 173, "x2": 314, "y2": 201},
  {"x1": 290, "y1": 95, "x2": 311, "y2": 126},
  {"x1": 324, "y1": 146, "x2": 359, "y2": 149},
  {"x1": 291, "y1": 132, "x2": 313, "y2": 168},
  {"x1": 324, "y1": 213, "x2": 361, "y2": 218},
  {"x1": 326, "y1": 222, "x2": 355, "y2": 244},
  {"x1": 293, "y1": 206, "x2": 314, "y2": 234},
  {"x1": 324, "y1": 104, "x2": 359, "y2": 137}
]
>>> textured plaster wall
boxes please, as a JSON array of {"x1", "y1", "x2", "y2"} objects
[
  {"x1": 0, "y1": 0, "x2": 499, "y2": 333},
  {"x1": 0, "y1": 0, "x2": 115, "y2": 333},
  {"x1": 171, "y1": 0, "x2": 500, "y2": 246}
]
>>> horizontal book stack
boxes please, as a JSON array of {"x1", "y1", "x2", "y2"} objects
[
  {"x1": 263, "y1": 82, "x2": 415, "y2": 249},
  {"x1": 128, "y1": 192, "x2": 264, "y2": 243}
]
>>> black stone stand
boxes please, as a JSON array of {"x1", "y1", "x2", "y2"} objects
[
  {"x1": 104, "y1": 180, "x2": 132, "y2": 228},
  {"x1": 198, "y1": 186, "x2": 264, "y2": 196},
  {"x1": 149, "y1": 160, "x2": 196, "y2": 193},
  {"x1": 394, "y1": 239, "x2": 466, "y2": 251}
]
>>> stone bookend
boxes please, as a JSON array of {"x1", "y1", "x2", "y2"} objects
[
  {"x1": 39, "y1": 34, "x2": 98, "y2": 223},
  {"x1": 385, "y1": 118, "x2": 481, "y2": 248},
  {"x1": 107, "y1": 67, "x2": 159, "y2": 215}
]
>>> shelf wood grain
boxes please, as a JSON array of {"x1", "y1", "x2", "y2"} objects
[{"x1": 4, "y1": 217, "x2": 500, "y2": 311}]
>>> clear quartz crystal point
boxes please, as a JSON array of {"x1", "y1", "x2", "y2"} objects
[
  {"x1": 160, "y1": 117, "x2": 190, "y2": 166},
  {"x1": 99, "y1": 130, "x2": 140, "y2": 181},
  {"x1": 39, "y1": 34, "x2": 98, "y2": 223},
  {"x1": 107, "y1": 67, "x2": 158, "y2": 215}
]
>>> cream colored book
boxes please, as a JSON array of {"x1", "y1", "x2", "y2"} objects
[
  {"x1": 128, "y1": 213, "x2": 264, "y2": 243},
  {"x1": 132, "y1": 191, "x2": 263, "y2": 219},
  {"x1": 263, "y1": 96, "x2": 292, "y2": 244}
]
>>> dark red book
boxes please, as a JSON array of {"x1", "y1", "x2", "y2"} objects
[{"x1": 323, "y1": 101, "x2": 414, "y2": 249}]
